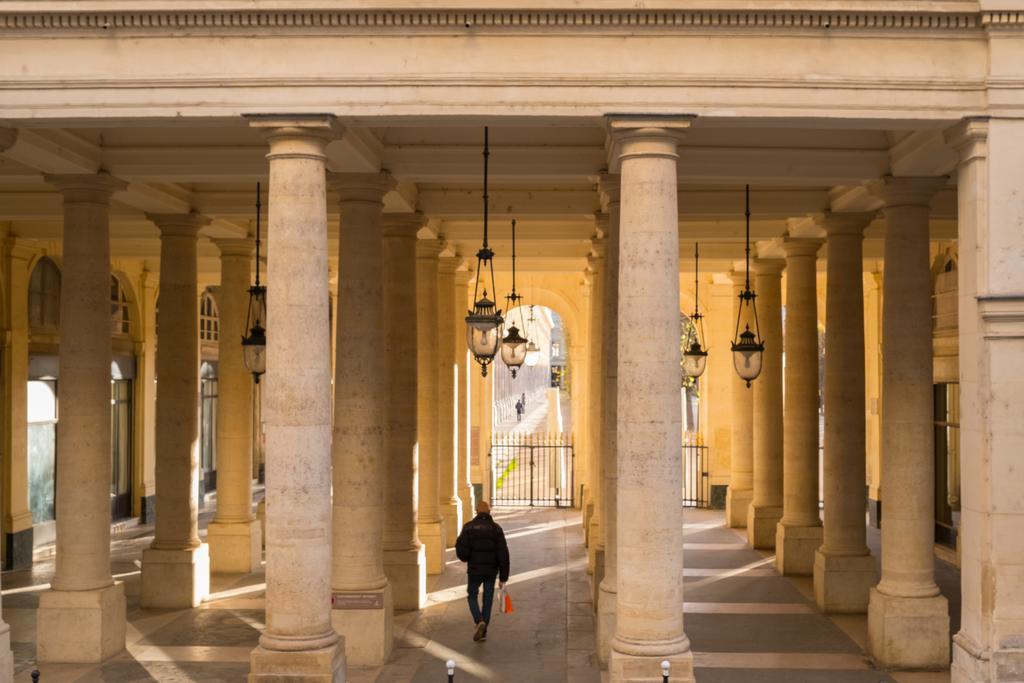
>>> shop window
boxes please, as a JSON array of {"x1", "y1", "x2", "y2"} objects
[
  {"x1": 28, "y1": 257, "x2": 61, "y2": 330},
  {"x1": 110, "y1": 276, "x2": 131, "y2": 336},
  {"x1": 200, "y1": 291, "x2": 220, "y2": 343},
  {"x1": 110, "y1": 380, "x2": 133, "y2": 520},
  {"x1": 934, "y1": 383, "x2": 960, "y2": 547},
  {"x1": 27, "y1": 379, "x2": 58, "y2": 523}
]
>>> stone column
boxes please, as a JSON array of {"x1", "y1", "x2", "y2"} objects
[
  {"x1": 438, "y1": 255, "x2": 464, "y2": 541},
  {"x1": 597, "y1": 175, "x2": 620, "y2": 664},
  {"x1": 416, "y1": 238, "x2": 447, "y2": 574},
  {"x1": 586, "y1": 237, "x2": 606, "y2": 578},
  {"x1": 455, "y1": 269, "x2": 476, "y2": 525},
  {"x1": 608, "y1": 116, "x2": 694, "y2": 682},
  {"x1": 207, "y1": 239, "x2": 261, "y2": 574},
  {"x1": 382, "y1": 213, "x2": 427, "y2": 611},
  {"x1": 947, "y1": 118, "x2": 1024, "y2": 683},
  {"x1": 141, "y1": 212, "x2": 211, "y2": 609},
  {"x1": 705, "y1": 276, "x2": 737, "y2": 507},
  {"x1": 247, "y1": 116, "x2": 343, "y2": 681},
  {"x1": 747, "y1": 257, "x2": 784, "y2": 549},
  {"x1": 328, "y1": 172, "x2": 394, "y2": 666},
  {"x1": 36, "y1": 173, "x2": 127, "y2": 663},
  {"x1": 814, "y1": 211, "x2": 877, "y2": 614},
  {"x1": 726, "y1": 278, "x2": 755, "y2": 529},
  {"x1": 867, "y1": 176, "x2": 949, "y2": 667},
  {"x1": 776, "y1": 238, "x2": 824, "y2": 575}
]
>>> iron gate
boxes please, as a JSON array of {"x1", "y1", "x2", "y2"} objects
[
  {"x1": 490, "y1": 433, "x2": 575, "y2": 507},
  {"x1": 682, "y1": 432, "x2": 710, "y2": 508}
]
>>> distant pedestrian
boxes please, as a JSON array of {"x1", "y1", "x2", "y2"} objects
[
  {"x1": 455, "y1": 501, "x2": 511, "y2": 642},
  {"x1": 521, "y1": 392, "x2": 527, "y2": 409},
  {"x1": 515, "y1": 399, "x2": 524, "y2": 422}
]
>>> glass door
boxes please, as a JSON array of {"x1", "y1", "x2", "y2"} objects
[
  {"x1": 110, "y1": 380, "x2": 133, "y2": 520},
  {"x1": 27, "y1": 380, "x2": 58, "y2": 523}
]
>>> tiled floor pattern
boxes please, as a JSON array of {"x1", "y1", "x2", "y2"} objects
[{"x1": 3, "y1": 506, "x2": 958, "y2": 682}]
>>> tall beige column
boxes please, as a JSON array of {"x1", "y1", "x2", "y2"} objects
[
  {"x1": 248, "y1": 116, "x2": 343, "y2": 681},
  {"x1": 416, "y1": 238, "x2": 447, "y2": 574},
  {"x1": 586, "y1": 238, "x2": 606, "y2": 577},
  {"x1": 776, "y1": 238, "x2": 824, "y2": 575},
  {"x1": 382, "y1": 213, "x2": 427, "y2": 611},
  {"x1": 437, "y1": 255, "x2": 464, "y2": 541},
  {"x1": 328, "y1": 172, "x2": 394, "y2": 666},
  {"x1": 579, "y1": 274, "x2": 593, "y2": 543},
  {"x1": 36, "y1": 173, "x2": 127, "y2": 663},
  {"x1": 597, "y1": 176, "x2": 620, "y2": 664},
  {"x1": 608, "y1": 116, "x2": 694, "y2": 683},
  {"x1": 747, "y1": 257, "x2": 784, "y2": 549},
  {"x1": 455, "y1": 269, "x2": 476, "y2": 525},
  {"x1": 705, "y1": 276, "x2": 737, "y2": 504},
  {"x1": 141, "y1": 212, "x2": 211, "y2": 609},
  {"x1": 867, "y1": 176, "x2": 949, "y2": 667},
  {"x1": 814, "y1": 211, "x2": 876, "y2": 614},
  {"x1": 726, "y1": 278, "x2": 754, "y2": 528},
  {"x1": 207, "y1": 239, "x2": 261, "y2": 574}
]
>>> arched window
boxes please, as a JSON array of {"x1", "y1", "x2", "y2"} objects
[
  {"x1": 200, "y1": 291, "x2": 220, "y2": 343},
  {"x1": 28, "y1": 257, "x2": 61, "y2": 330},
  {"x1": 110, "y1": 275, "x2": 131, "y2": 336}
]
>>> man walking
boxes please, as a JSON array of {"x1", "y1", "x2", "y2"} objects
[{"x1": 455, "y1": 500, "x2": 511, "y2": 642}]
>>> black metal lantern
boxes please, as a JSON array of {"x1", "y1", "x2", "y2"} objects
[
  {"x1": 500, "y1": 219, "x2": 529, "y2": 378},
  {"x1": 466, "y1": 127, "x2": 504, "y2": 376},
  {"x1": 524, "y1": 305, "x2": 541, "y2": 367},
  {"x1": 242, "y1": 182, "x2": 267, "y2": 383},
  {"x1": 731, "y1": 185, "x2": 765, "y2": 387},
  {"x1": 682, "y1": 243, "x2": 709, "y2": 379}
]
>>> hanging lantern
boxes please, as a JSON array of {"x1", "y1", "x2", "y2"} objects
[
  {"x1": 500, "y1": 219, "x2": 529, "y2": 378},
  {"x1": 523, "y1": 305, "x2": 541, "y2": 366},
  {"x1": 682, "y1": 243, "x2": 709, "y2": 379},
  {"x1": 731, "y1": 185, "x2": 765, "y2": 387},
  {"x1": 242, "y1": 182, "x2": 268, "y2": 383},
  {"x1": 466, "y1": 127, "x2": 504, "y2": 376}
]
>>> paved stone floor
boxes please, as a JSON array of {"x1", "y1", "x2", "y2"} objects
[{"x1": 2, "y1": 504, "x2": 959, "y2": 682}]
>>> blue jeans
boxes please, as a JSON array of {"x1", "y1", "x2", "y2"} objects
[{"x1": 467, "y1": 574, "x2": 497, "y2": 625}]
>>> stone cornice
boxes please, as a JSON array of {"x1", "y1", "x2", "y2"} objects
[{"x1": 0, "y1": 8, "x2": 995, "y2": 35}]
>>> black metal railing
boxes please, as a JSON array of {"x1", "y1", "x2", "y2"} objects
[
  {"x1": 490, "y1": 432, "x2": 575, "y2": 507},
  {"x1": 682, "y1": 432, "x2": 710, "y2": 508}
]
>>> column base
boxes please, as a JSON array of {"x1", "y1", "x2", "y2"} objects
[
  {"x1": 383, "y1": 545, "x2": 426, "y2": 610},
  {"x1": 746, "y1": 503, "x2": 782, "y2": 549},
  {"x1": 583, "y1": 501, "x2": 594, "y2": 546},
  {"x1": 0, "y1": 622, "x2": 11, "y2": 682},
  {"x1": 440, "y1": 499, "x2": 463, "y2": 545},
  {"x1": 775, "y1": 522, "x2": 823, "y2": 576},
  {"x1": 461, "y1": 485, "x2": 476, "y2": 531},
  {"x1": 141, "y1": 544, "x2": 210, "y2": 608},
  {"x1": 609, "y1": 643, "x2": 694, "y2": 682},
  {"x1": 587, "y1": 520, "x2": 602, "y2": 571},
  {"x1": 418, "y1": 519, "x2": 447, "y2": 575},
  {"x1": 249, "y1": 641, "x2": 345, "y2": 682},
  {"x1": 208, "y1": 519, "x2": 263, "y2": 574},
  {"x1": 4, "y1": 526, "x2": 33, "y2": 570},
  {"x1": 813, "y1": 550, "x2": 876, "y2": 613},
  {"x1": 596, "y1": 583, "x2": 617, "y2": 666},
  {"x1": 36, "y1": 582, "x2": 126, "y2": 663},
  {"x1": 868, "y1": 588, "x2": 949, "y2": 669},
  {"x1": 591, "y1": 547, "x2": 606, "y2": 608},
  {"x1": 725, "y1": 487, "x2": 752, "y2": 529},
  {"x1": 952, "y1": 632, "x2": 1024, "y2": 683},
  {"x1": 330, "y1": 583, "x2": 393, "y2": 666},
  {"x1": 257, "y1": 499, "x2": 267, "y2": 548}
]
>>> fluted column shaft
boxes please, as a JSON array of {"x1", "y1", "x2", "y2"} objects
[
  {"x1": 868, "y1": 176, "x2": 949, "y2": 667},
  {"x1": 416, "y1": 239, "x2": 447, "y2": 574},
  {"x1": 814, "y1": 212, "x2": 876, "y2": 614},
  {"x1": 608, "y1": 118, "x2": 693, "y2": 683},
  {"x1": 247, "y1": 118, "x2": 342, "y2": 678},
  {"x1": 586, "y1": 239, "x2": 606, "y2": 573},
  {"x1": 747, "y1": 258, "x2": 784, "y2": 549},
  {"x1": 776, "y1": 238, "x2": 824, "y2": 575},
  {"x1": 726, "y1": 278, "x2": 755, "y2": 528},
  {"x1": 438, "y1": 256, "x2": 464, "y2": 541}
]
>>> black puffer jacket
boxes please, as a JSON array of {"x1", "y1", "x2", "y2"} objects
[{"x1": 455, "y1": 513, "x2": 511, "y2": 582}]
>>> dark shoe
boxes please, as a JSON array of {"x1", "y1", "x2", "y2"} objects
[{"x1": 473, "y1": 621, "x2": 487, "y2": 642}]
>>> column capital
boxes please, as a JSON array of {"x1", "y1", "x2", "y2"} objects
[
  {"x1": 590, "y1": 236, "x2": 607, "y2": 261},
  {"x1": 382, "y1": 212, "x2": 426, "y2": 239},
  {"x1": 876, "y1": 175, "x2": 947, "y2": 208},
  {"x1": 147, "y1": 211, "x2": 211, "y2": 238},
  {"x1": 753, "y1": 258, "x2": 786, "y2": 277},
  {"x1": 247, "y1": 114, "x2": 342, "y2": 161},
  {"x1": 45, "y1": 172, "x2": 127, "y2": 204},
  {"x1": 782, "y1": 237, "x2": 824, "y2": 259},
  {"x1": 415, "y1": 237, "x2": 443, "y2": 260},
  {"x1": 594, "y1": 213, "x2": 610, "y2": 238},
  {"x1": 437, "y1": 255, "x2": 463, "y2": 274},
  {"x1": 944, "y1": 117, "x2": 988, "y2": 165},
  {"x1": 0, "y1": 128, "x2": 17, "y2": 154},
  {"x1": 598, "y1": 173, "x2": 621, "y2": 208},
  {"x1": 327, "y1": 171, "x2": 395, "y2": 205},
  {"x1": 454, "y1": 268, "x2": 470, "y2": 287},
  {"x1": 3, "y1": 236, "x2": 39, "y2": 263},
  {"x1": 606, "y1": 115, "x2": 695, "y2": 168},
  {"x1": 212, "y1": 237, "x2": 255, "y2": 259},
  {"x1": 822, "y1": 210, "x2": 876, "y2": 237}
]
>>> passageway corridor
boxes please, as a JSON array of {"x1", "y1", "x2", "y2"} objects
[{"x1": 4, "y1": 506, "x2": 959, "y2": 682}]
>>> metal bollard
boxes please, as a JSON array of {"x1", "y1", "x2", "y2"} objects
[
  {"x1": 661, "y1": 660, "x2": 670, "y2": 683},
  {"x1": 446, "y1": 659, "x2": 456, "y2": 682},
  {"x1": 31, "y1": 670, "x2": 40, "y2": 683}
]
